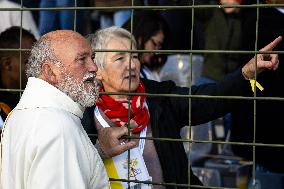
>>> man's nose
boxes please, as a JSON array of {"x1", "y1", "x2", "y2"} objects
[{"x1": 87, "y1": 58, "x2": 98, "y2": 72}]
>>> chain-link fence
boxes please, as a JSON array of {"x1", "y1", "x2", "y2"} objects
[{"x1": 1, "y1": 0, "x2": 284, "y2": 188}]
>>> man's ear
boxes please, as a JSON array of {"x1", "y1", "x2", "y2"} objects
[
  {"x1": 96, "y1": 68, "x2": 103, "y2": 80},
  {"x1": 40, "y1": 63, "x2": 59, "y2": 85}
]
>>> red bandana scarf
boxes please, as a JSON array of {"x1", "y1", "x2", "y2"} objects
[{"x1": 96, "y1": 82, "x2": 150, "y2": 134}]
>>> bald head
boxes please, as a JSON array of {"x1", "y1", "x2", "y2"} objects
[
  {"x1": 26, "y1": 30, "x2": 90, "y2": 78},
  {"x1": 43, "y1": 30, "x2": 88, "y2": 60},
  {"x1": 42, "y1": 30, "x2": 84, "y2": 42}
]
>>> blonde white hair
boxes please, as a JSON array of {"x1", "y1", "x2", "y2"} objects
[{"x1": 86, "y1": 26, "x2": 137, "y2": 69}]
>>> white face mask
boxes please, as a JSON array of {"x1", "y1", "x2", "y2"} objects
[{"x1": 56, "y1": 64, "x2": 99, "y2": 107}]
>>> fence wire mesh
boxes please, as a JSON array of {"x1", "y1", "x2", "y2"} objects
[{"x1": 1, "y1": 1, "x2": 284, "y2": 188}]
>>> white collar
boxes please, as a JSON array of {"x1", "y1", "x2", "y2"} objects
[{"x1": 17, "y1": 77, "x2": 84, "y2": 118}]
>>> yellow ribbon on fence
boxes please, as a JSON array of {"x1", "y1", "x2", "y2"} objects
[{"x1": 249, "y1": 79, "x2": 264, "y2": 93}]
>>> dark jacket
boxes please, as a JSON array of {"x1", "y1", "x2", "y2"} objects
[
  {"x1": 201, "y1": 9, "x2": 244, "y2": 81},
  {"x1": 82, "y1": 68, "x2": 250, "y2": 188}
]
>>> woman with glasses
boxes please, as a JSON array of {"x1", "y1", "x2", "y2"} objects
[{"x1": 123, "y1": 10, "x2": 170, "y2": 81}]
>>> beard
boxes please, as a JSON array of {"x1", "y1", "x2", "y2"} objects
[{"x1": 56, "y1": 69, "x2": 99, "y2": 108}]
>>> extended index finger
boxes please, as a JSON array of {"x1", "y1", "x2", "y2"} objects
[{"x1": 260, "y1": 36, "x2": 282, "y2": 51}]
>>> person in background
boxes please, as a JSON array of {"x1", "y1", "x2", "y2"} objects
[
  {"x1": 0, "y1": 0, "x2": 39, "y2": 38},
  {"x1": 39, "y1": 0, "x2": 90, "y2": 36},
  {"x1": 155, "y1": 0, "x2": 208, "y2": 165},
  {"x1": 123, "y1": 10, "x2": 169, "y2": 81},
  {"x1": 93, "y1": 0, "x2": 144, "y2": 29},
  {"x1": 8, "y1": 0, "x2": 40, "y2": 25},
  {"x1": 194, "y1": 0, "x2": 248, "y2": 149},
  {"x1": 0, "y1": 26, "x2": 36, "y2": 129},
  {"x1": 158, "y1": 0, "x2": 205, "y2": 86},
  {"x1": 199, "y1": 0, "x2": 244, "y2": 83},
  {"x1": 85, "y1": 26, "x2": 281, "y2": 188}
]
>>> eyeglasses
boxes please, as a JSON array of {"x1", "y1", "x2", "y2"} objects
[{"x1": 150, "y1": 38, "x2": 162, "y2": 50}]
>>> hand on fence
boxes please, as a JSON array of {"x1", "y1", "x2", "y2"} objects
[{"x1": 242, "y1": 36, "x2": 282, "y2": 79}]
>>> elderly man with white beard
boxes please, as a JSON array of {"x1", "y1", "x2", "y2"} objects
[{"x1": 0, "y1": 30, "x2": 135, "y2": 189}]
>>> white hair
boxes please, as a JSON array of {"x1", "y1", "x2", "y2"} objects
[
  {"x1": 86, "y1": 26, "x2": 137, "y2": 69},
  {"x1": 26, "y1": 38, "x2": 60, "y2": 78}
]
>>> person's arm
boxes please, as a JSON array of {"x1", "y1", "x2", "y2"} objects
[{"x1": 164, "y1": 36, "x2": 282, "y2": 126}]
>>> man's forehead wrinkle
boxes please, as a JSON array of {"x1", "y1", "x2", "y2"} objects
[
  {"x1": 38, "y1": 30, "x2": 92, "y2": 65},
  {"x1": 42, "y1": 30, "x2": 84, "y2": 49},
  {"x1": 49, "y1": 32, "x2": 81, "y2": 53},
  {"x1": 42, "y1": 30, "x2": 81, "y2": 40}
]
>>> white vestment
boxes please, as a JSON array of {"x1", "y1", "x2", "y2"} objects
[{"x1": 1, "y1": 77, "x2": 109, "y2": 189}]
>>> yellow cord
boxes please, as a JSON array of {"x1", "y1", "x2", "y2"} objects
[{"x1": 249, "y1": 79, "x2": 264, "y2": 93}]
